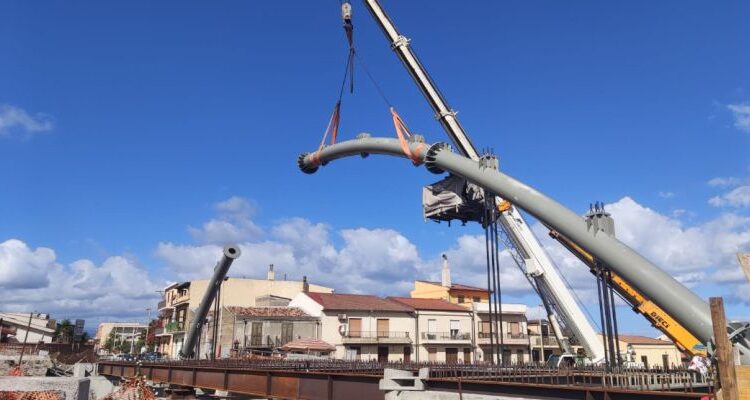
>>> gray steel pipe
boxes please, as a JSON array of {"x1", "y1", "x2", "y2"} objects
[
  {"x1": 298, "y1": 137, "x2": 715, "y2": 345},
  {"x1": 180, "y1": 245, "x2": 242, "y2": 359}
]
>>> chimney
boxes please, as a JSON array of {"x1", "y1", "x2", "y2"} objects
[
  {"x1": 302, "y1": 276, "x2": 309, "y2": 293},
  {"x1": 267, "y1": 264, "x2": 275, "y2": 281},
  {"x1": 441, "y1": 254, "x2": 451, "y2": 287}
]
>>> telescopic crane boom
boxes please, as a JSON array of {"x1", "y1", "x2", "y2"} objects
[{"x1": 359, "y1": 0, "x2": 605, "y2": 363}]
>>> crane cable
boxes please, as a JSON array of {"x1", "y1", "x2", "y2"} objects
[{"x1": 312, "y1": 2, "x2": 356, "y2": 165}]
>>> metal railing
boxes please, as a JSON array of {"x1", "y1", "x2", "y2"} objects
[
  {"x1": 157, "y1": 300, "x2": 167, "y2": 309},
  {"x1": 530, "y1": 335, "x2": 561, "y2": 346},
  {"x1": 344, "y1": 331, "x2": 410, "y2": 339},
  {"x1": 420, "y1": 332, "x2": 471, "y2": 340},
  {"x1": 165, "y1": 321, "x2": 184, "y2": 333}
]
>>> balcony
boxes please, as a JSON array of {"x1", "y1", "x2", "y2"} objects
[
  {"x1": 172, "y1": 293, "x2": 190, "y2": 306},
  {"x1": 342, "y1": 331, "x2": 412, "y2": 344},
  {"x1": 158, "y1": 300, "x2": 172, "y2": 311},
  {"x1": 530, "y1": 335, "x2": 561, "y2": 347},
  {"x1": 165, "y1": 321, "x2": 185, "y2": 334},
  {"x1": 477, "y1": 332, "x2": 530, "y2": 346},
  {"x1": 420, "y1": 331, "x2": 471, "y2": 343}
]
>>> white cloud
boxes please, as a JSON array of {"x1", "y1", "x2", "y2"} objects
[
  {"x1": 728, "y1": 102, "x2": 750, "y2": 133},
  {"x1": 709, "y1": 185, "x2": 750, "y2": 208},
  {"x1": 0, "y1": 239, "x2": 159, "y2": 326},
  {"x1": 0, "y1": 104, "x2": 54, "y2": 138},
  {"x1": 708, "y1": 177, "x2": 741, "y2": 188},
  {"x1": 658, "y1": 191, "x2": 675, "y2": 199},
  {"x1": 188, "y1": 196, "x2": 262, "y2": 244}
]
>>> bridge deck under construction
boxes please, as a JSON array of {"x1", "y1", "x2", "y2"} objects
[{"x1": 98, "y1": 360, "x2": 714, "y2": 400}]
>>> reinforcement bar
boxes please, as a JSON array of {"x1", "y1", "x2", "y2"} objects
[{"x1": 298, "y1": 137, "x2": 724, "y2": 351}]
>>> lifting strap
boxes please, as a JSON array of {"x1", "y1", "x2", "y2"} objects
[
  {"x1": 311, "y1": 101, "x2": 341, "y2": 165},
  {"x1": 391, "y1": 107, "x2": 426, "y2": 165}
]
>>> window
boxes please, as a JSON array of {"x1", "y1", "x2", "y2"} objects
[
  {"x1": 457, "y1": 295, "x2": 465, "y2": 303},
  {"x1": 472, "y1": 297, "x2": 480, "y2": 303},
  {"x1": 250, "y1": 322, "x2": 262, "y2": 346},
  {"x1": 377, "y1": 319, "x2": 389, "y2": 338},
  {"x1": 346, "y1": 346, "x2": 361, "y2": 360},
  {"x1": 480, "y1": 321, "x2": 490, "y2": 338},
  {"x1": 427, "y1": 319, "x2": 437, "y2": 340},
  {"x1": 403, "y1": 346, "x2": 411, "y2": 363},
  {"x1": 516, "y1": 350, "x2": 524, "y2": 364},
  {"x1": 641, "y1": 355, "x2": 649, "y2": 369},
  {"x1": 510, "y1": 322, "x2": 520, "y2": 337},
  {"x1": 348, "y1": 318, "x2": 362, "y2": 338},
  {"x1": 463, "y1": 348, "x2": 472, "y2": 364},
  {"x1": 450, "y1": 320, "x2": 460, "y2": 339}
]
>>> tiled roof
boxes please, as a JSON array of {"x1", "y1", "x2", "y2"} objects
[
  {"x1": 281, "y1": 337, "x2": 335, "y2": 352},
  {"x1": 417, "y1": 280, "x2": 488, "y2": 293},
  {"x1": 305, "y1": 292, "x2": 412, "y2": 312},
  {"x1": 226, "y1": 306, "x2": 315, "y2": 320},
  {"x1": 387, "y1": 297, "x2": 470, "y2": 312},
  {"x1": 614, "y1": 335, "x2": 674, "y2": 345}
]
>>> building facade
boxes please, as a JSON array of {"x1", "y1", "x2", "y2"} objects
[
  {"x1": 290, "y1": 292, "x2": 415, "y2": 362},
  {"x1": 473, "y1": 303, "x2": 530, "y2": 364},
  {"x1": 94, "y1": 322, "x2": 148, "y2": 354},
  {"x1": 0, "y1": 313, "x2": 55, "y2": 344},
  {"x1": 155, "y1": 270, "x2": 333, "y2": 359},
  {"x1": 389, "y1": 297, "x2": 474, "y2": 363}
]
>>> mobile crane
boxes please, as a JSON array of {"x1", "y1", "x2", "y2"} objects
[
  {"x1": 299, "y1": 1, "x2": 750, "y2": 365},
  {"x1": 357, "y1": 0, "x2": 605, "y2": 365}
]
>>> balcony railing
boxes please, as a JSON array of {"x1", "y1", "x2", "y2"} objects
[
  {"x1": 172, "y1": 293, "x2": 190, "y2": 305},
  {"x1": 157, "y1": 300, "x2": 167, "y2": 310},
  {"x1": 342, "y1": 331, "x2": 411, "y2": 343},
  {"x1": 530, "y1": 335, "x2": 561, "y2": 347},
  {"x1": 165, "y1": 321, "x2": 185, "y2": 333},
  {"x1": 420, "y1": 332, "x2": 471, "y2": 341}
]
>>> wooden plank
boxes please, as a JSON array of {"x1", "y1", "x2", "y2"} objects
[
  {"x1": 710, "y1": 297, "x2": 739, "y2": 400},
  {"x1": 737, "y1": 366, "x2": 750, "y2": 400}
]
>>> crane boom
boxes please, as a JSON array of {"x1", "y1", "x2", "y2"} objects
[
  {"x1": 360, "y1": 0, "x2": 605, "y2": 362},
  {"x1": 550, "y1": 231, "x2": 707, "y2": 356}
]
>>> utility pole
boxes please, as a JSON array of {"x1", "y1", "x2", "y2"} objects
[
  {"x1": 18, "y1": 312, "x2": 33, "y2": 365},
  {"x1": 145, "y1": 308, "x2": 152, "y2": 352}
]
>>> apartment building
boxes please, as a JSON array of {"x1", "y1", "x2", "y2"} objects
[
  {"x1": 600, "y1": 334, "x2": 684, "y2": 368},
  {"x1": 527, "y1": 319, "x2": 584, "y2": 362},
  {"x1": 94, "y1": 322, "x2": 148, "y2": 354},
  {"x1": 290, "y1": 292, "x2": 415, "y2": 362},
  {"x1": 216, "y1": 306, "x2": 319, "y2": 358},
  {"x1": 155, "y1": 267, "x2": 333, "y2": 358},
  {"x1": 473, "y1": 303, "x2": 530, "y2": 364},
  {"x1": 0, "y1": 313, "x2": 55, "y2": 344},
  {"x1": 409, "y1": 256, "x2": 489, "y2": 307},
  {"x1": 389, "y1": 297, "x2": 473, "y2": 363}
]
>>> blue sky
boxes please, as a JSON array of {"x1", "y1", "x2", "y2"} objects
[{"x1": 1, "y1": 1, "x2": 749, "y2": 336}]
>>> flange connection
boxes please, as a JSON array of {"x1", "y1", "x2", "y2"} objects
[
  {"x1": 425, "y1": 142, "x2": 451, "y2": 174},
  {"x1": 298, "y1": 152, "x2": 319, "y2": 174}
]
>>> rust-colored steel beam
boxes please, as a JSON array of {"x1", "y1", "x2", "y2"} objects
[{"x1": 98, "y1": 361, "x2": 712, "y2": 400}]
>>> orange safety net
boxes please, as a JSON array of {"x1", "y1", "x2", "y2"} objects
[
  {"x1": 101, "y1": 376, "x2": 156, "y2": 400},
  {"x1": 0, "y1": 391, "x2": 63, "y2": 400}
]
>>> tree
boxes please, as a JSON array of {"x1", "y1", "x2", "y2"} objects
[
  {"x1": 103, "y1": 331, "x2": 116, "y2": 353},
  {"x1": 54, "y1": 319, "x2": 74, "y2": 343}
]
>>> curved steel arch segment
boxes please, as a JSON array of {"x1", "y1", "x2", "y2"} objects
[{"x1": 298, "y1": 136, "x2": 719, "y2": 347}]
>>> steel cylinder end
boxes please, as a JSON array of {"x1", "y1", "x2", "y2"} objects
[
  {"x1": 297, "y1": 152, "x2": 319, "y2": 174},
  {"x1": 425, "y1": 142, "x2": 451, "y2": 174},
  {"x1": 223, "y1": 244, "x2": 241, "y2": 259}
]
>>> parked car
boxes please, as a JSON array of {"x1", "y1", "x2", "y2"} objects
[
  {"x1": 138, "y1": 352, "x2": 162, "y2": 362},
  {"x1": 116, "y1": 353, "x2": 135, "y2": 362}
]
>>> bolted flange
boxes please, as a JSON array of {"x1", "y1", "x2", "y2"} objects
[
  {"x1": 297, "y1": 152, "x2": 319, "y2": 174},
  {"x1": 424, "y1": 142, "x2": 451, "y2": 174}
]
